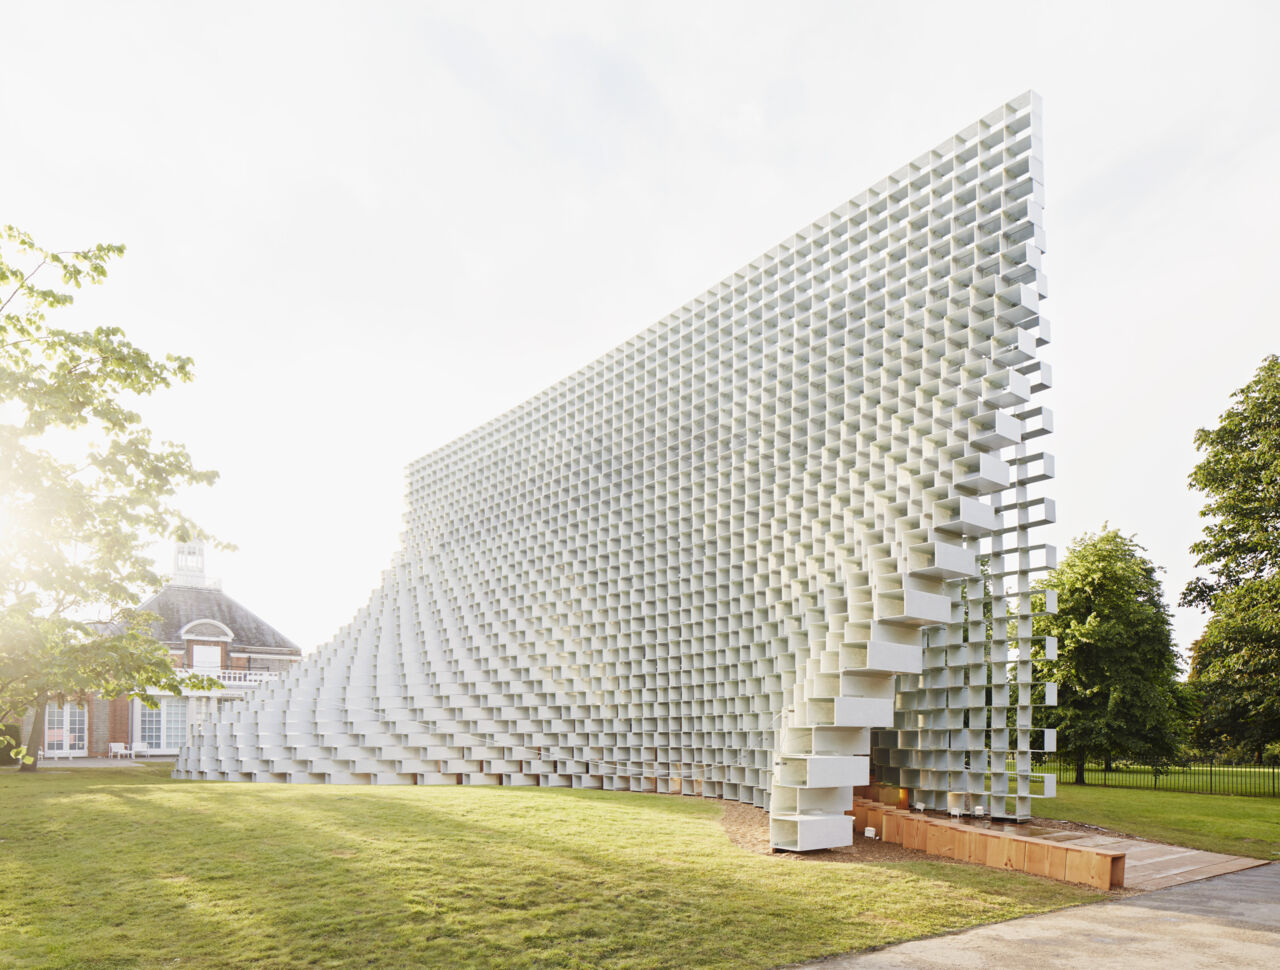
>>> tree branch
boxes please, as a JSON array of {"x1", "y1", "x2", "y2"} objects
[{"x1": 0, "y1": 258, "x2": 47, "y2": 314}]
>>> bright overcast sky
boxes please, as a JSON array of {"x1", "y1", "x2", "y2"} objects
[{"x1": 5, "y1": 2, "x2": 1277, "y2": 660}]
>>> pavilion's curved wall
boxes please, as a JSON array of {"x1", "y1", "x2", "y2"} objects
[{"x1": 176, "y1": 91, "x2": 1056, "y2": 850}]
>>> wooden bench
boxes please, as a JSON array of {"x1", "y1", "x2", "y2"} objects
[{"x1": 846, "y1": 796, "x2": 1125, "y2": 890}]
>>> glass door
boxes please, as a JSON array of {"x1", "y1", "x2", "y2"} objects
[
  {"x1": 139, "y1": 696, "x2": 189, "y2": 752},
  {"x1": 44, "y1": 703, "x2": 87, "y2": 754}
]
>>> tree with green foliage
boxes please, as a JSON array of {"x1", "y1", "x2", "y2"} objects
[
  {"x1": 1188, "y1": 585, "x2": 1280, "y2": 761},
  {"x1": 1035, "y1": 528, "x2": 1184, "y2": 783},
  {"x1": 1182, "y1": 355, "x2": 1280, "y2": 762},
  {"x1": 0, "y1": 225, "x2": 220, "y2": 769}
]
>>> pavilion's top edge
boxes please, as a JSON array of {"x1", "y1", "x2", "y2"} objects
[{"x1": 408, "y1": 90, "x2": 1044, "y2": 476}]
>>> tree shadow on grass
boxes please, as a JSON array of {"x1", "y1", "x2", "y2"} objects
[{"x1": 0, "y1": 775, "x2": 1096, "y2": 970}]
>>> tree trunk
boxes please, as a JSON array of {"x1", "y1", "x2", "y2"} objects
[
  {"x1": 18, "y1": 696, "x2": 47, "y2": 772},
  {"x1": 1074, "y1": 756, "x2": 1086, "y2": 785}
]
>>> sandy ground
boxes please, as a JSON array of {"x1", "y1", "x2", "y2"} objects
[
  {"x1": 720, "y1": 801, "x2": 1154, "y2": 877},
  {"x1": 720, "y1": 801, "x2": 962, "y2": 865}
]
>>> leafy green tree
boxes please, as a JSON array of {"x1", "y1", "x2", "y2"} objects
[
  {"x1": 1181, "y1": 355, "x2": 1280, "y2": 762},
  {"x1": 0, "y1": 225, "x2": 219, "y2": 769},
  {"x1": 1182, "y1": 355, "x2": 1280, "y2": 609},
  {"x1": 1189, "y1": 588, "x2": 1280, "y2": 762},
  {"x1": 1035, "y1": 528, "x2": 1184, "y2": 783}
]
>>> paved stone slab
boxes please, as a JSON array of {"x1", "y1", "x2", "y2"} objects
[
  {"x1": 29, "y1": 756, "x2": 168, "y2": 769},
  {"x1": 1040, "y1": 830, "x2": 1082, "y2": 842},
  {"x1": 1066, "y1": 835, "x2": 1129, "y2": 848},
  {"x1": 797, "y1": 864, "x2": 1280, "y2": 970}
]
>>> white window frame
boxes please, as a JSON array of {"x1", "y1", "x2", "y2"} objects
[
  {"x1": 139, "y1": 704, "x2": 163, "y2": 749},
  {"x1": 164, "y1": 697, "x2": 189, "y2": 749},
  {"x1": 190, "y1": 643, "x2": 222, "y2": 671},
  {"x1": 44, "y1": 702, "x2": 88, "y2": 755},
  {"x1": 133, "y1": 696, "x2": 190, "y2": 753}
]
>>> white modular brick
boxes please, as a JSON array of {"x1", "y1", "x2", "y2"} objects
[{"x1": 176, "y1": 91, "x2": 1057, "y2": 848}]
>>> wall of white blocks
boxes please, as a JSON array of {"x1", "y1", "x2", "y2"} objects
[{"x1": 176, "y1": 91, "x2": 1057, "y2": 852}]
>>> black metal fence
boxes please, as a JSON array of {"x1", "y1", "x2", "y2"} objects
[{"x1": 1038, "y1": 755, "x2": 1280, "y2": 797}]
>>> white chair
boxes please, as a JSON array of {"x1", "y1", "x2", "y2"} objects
[
  {"x1": 108, "y1": 742, "x2": 129, "y2": 759},
  {"x1": 130, "y1": 742, "x2": 149, "y2": 759}
]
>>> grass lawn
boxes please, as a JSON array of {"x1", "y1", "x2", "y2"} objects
[
  {"x1": 1040, "y1": 784, "x2": 1280, "y2": 860},
  {"x1": 1041, "y1": 760, "x2": 1280, "y2": 798},
  {"x1": 0, "y1": 765, "x2": 1097, "y2": 970}
]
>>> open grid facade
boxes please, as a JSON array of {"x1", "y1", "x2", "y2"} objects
[{"x1": 176, "y1": 91, "x2": 1057, "y2": 851}]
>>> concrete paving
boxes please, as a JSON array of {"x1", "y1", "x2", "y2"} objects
[
  {"x1": 798, "y1": 863, "x2": 1280, "y2": 969},
  {"x1": 26, "y1": 756, "x2": 173, "y2": 769}
]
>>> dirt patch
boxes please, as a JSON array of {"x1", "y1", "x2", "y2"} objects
[
  {"x1": 720, "y1": 801, "x2": 955, "y2": 865},
  {"x1": 721, "y1": 802, "x2": 1145, "y2": 878}
]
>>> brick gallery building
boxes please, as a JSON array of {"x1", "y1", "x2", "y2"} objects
[{"x1": 29, "y1": 544, "x2": 301, "y2": 759}]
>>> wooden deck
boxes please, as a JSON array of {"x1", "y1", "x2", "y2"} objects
[
  {"x1": 846, "y1": 796, "x2": 1267, "y2": 891},
  {"x1": 1045, "y1": 832, "x2": 1268, "y2": 891}
]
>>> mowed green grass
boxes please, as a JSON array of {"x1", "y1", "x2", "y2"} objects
[
  {"x1": 0, "y1": 766, "x2": 1096, "y2": 970},
  {"x1": 1040, "y1": 784, "x2": 1280, "y2": 859}
]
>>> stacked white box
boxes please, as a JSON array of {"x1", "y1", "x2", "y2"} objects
[{"x1": 176, "y1": 91, "x2": 1056, "y2": 849}]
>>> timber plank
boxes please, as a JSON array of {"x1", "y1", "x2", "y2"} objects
[
  {"x1": 1024, "y1": 839, "x2": 1049, "y2": 877},
  {"x1": 882, "y1": 810, "x2": 903, "y2": 844},
  {"x1": 1046, "y1": 844, "x2": 1069, "y2": 882},
  {"x1": 841, "y1": 796, "x2": 1133, "y2": 890}
]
